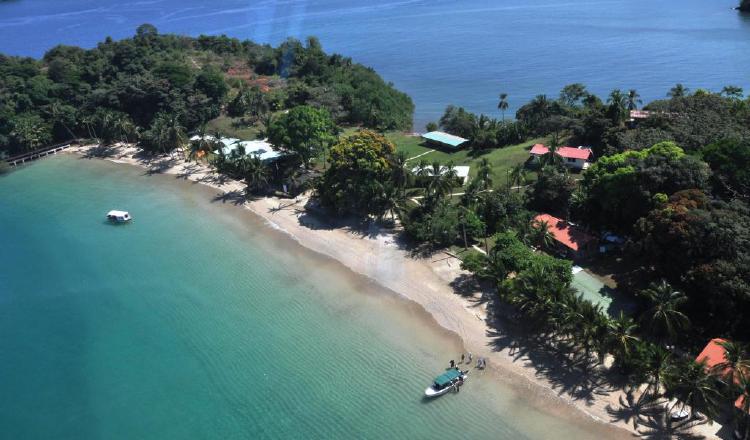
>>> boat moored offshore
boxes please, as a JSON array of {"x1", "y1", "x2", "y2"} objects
[{"x1": 106, "y1": 210, "x2": 132, "y2": 223}]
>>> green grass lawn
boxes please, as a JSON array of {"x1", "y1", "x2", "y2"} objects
[
  {"x1": 205, "y1": 115, "x2": 261, "y2": 140},
  {"x1": 386, "y1": 132, "x2": 545, "y2": 185}
]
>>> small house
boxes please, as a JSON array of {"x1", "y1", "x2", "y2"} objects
[
  {"x1": 529, "y1": 144, "x2": 593, "y2": 170},
  {"x1": 533, "y1": 213, "x2": 597, "y2": 260},
  {"x1": 421, "y1": 131, "x2": 469, "y2": 150}
]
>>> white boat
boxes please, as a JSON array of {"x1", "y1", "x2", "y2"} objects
[
  {"x1": 424, "y1": 368, "x2": 468, "y2": 397},
  {"x1": 106, "y1": 210, "x2": 132, "y2": 223}
]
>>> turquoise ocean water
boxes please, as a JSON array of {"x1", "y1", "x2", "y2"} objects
[
  {"x1": 1, "y1": 0, "x2": 748, "y2": 128},
  {"x1": 0, "y1": 156, "x2": 622, "y2": 439}
]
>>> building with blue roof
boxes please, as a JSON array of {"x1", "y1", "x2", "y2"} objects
[{"x1": 421, "y1": 131, "x2": 469, "y2": 150}]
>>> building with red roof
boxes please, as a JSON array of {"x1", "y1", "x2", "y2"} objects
[
  {"x1": 529, "y1": 144, "x2": 594, "y2": 170},
  {"x1": 696, "y1": 339, "x2": 750, "y2": 415},
  {"x1": 533, "y1": 213, "x2": 597, "y2": 260}
]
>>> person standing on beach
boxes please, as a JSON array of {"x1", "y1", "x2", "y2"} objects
[
  {"x1": 449, "y1": 359, "x2": 455, "y2": 368},
  {"x1": 467, "y1": 352, "x2": 473, "y2": 364},
  {"x1": 460, "y1": 354, "x2": 465, "y2": 364}
]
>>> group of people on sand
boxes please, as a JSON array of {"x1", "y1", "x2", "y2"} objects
[{"x1": 449, "y1": 352, "x2": 487, "y2": 370}]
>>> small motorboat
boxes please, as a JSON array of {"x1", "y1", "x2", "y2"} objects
[
  {"x1": 424, "y1": 367, "x2": 468, "y2": 397},
  {"x1": 106, "y1": 210, "x2": 132, "y2": 223}
]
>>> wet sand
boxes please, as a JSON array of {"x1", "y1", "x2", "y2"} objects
[{"x1": 66, "y1": 143, "x2": 722, "y2": 439}]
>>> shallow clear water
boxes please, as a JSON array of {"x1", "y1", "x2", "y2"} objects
[
  {"x1": 0, "y1": 156, "x2": 625, "y2": 439},
  {"x1": 1, "y1": 0, "x2": 748, "y2": 128}
]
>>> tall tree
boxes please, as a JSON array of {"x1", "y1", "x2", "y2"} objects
[
  {"x1": 626, "y1": 89, "x2": 642, "y2": 110},
  {"x1": 665, "y1": 359, "x2": 722, "y2": 421},
  {"x1": 497, "y1": 93, "x2": 509, "y2": 121},
  {"x1": 267, "y1": 105, "x2": 336, "y2": 168},
  {"x1": 668, "y1": 83, "x2": 689, "y2": 98},
  {"x1": 639, "y1": 280, "x2": 690, "y2": 343},
  {"x1": 318, "y1": 130, "x2": 395, "y2": 217}
]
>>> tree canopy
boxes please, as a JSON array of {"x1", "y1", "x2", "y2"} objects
[{"x1": 318, "y1": 130, "x2": 396, "y2": 217}]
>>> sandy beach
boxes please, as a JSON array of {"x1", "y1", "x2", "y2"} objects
[{"x1": 66, "y1": 143, "x2": 723, "y2": 439}]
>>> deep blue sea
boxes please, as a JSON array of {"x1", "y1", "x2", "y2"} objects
[{"x1": 1, "y1": 0, "x2": 748, "y2": 128}]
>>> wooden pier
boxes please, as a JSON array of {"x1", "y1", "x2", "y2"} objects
[{"x1": 5, "y1": 140, "x2": 79, "y2": 167}]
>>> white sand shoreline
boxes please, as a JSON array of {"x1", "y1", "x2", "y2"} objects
[{"x1": 65, "y1": 144, "x2": 720, "y2": 439}]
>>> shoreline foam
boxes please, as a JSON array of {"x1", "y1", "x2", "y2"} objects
[{"x1": 64, "y1": 144, "x2": 719, "y2": 439}]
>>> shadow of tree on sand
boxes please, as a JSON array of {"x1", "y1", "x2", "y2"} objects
[{"x1": 211, "y1": 190, "x2": 247, "y2": 206}]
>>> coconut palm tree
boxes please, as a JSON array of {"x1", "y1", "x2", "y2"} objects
[
  {"x1": 607, "y1": 89, "x2": 629, "y2": 125},
  {"x1": 242, "y1": 155, "x2": 268, "y2": 194},
  {"x1": 639, "y1": 280, "x2": 690, "y2": 343},
  {"x1": 474, "y1": 158, "x2": 493, "y2": 191},
  {"x1": 714, "y1": 340, "x2": 750, "y2": 386},
  {"x1": 665, "y1": 359, "x2": 723, "y2": 421},
  {"x1": 626, "y1": 89, "x2": 642, "y2": 111},
  {"x1": 150, "y1": 113, "x2": 187, "y2": 155},
  {"x1": 428, "y1": 162, "x2": 455, "y2": 199},
  {"x1": 509, "y1": 163, "x2": 527, "y2": 191},
  {"x1": 530, "y1": 219, "x2": 555, "y2": 250},
  {"x1": 668, "y1": 83, "x2": 689, "y2": 98},
  {"x1": 498, "y1": 92, "x2": 509, "y2": 121},
  {"x1": 381, "y1": 182, "x2": 410, "y2": 222},
  {"x1": 390, "y1": 150, "x2": 412, "y2": 197},
  {"x1": 734, "y1": 373, "x2": 750, "y2": 440},
  {"x1": 606, "y1": 311, "x2": 640, "y2": 361},
  {"x1": 643, "y1": 345, "x2": 673, "y2": 398},
  {"x1": 49, "y1": 102, "x2": 78, "y2": 140}
]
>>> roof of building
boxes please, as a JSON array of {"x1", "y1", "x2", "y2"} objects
[
  {"x1": 190, "y1": 135, "x2": 281, "y2": 161},
  {"x1": 696, "y1": 339, "x2": 749, "y2": 414},
  {"x1": 421, "y1": 131, "x2": 468, "y2": 148},
  {"x1": 530, "y1": 144, "x2": 593, "y2": 161},
  {"x1": 629, "y1": 110, "x2": 653, "y2": 119},
  {"x1": 411, "y1": 165, "x2": 470, "y2": 180},
  {"x1": 696, "y1": 338, "x2": 729, "y2": 372},
  {"x1": 533, "y1": 214, "x2": 596, "y2": 252}
]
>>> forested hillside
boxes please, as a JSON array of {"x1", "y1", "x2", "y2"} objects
[{"x1": 0, "y1": 24, "x2": 414, "y2": 156}]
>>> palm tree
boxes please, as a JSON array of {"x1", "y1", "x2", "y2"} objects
[
  {"x1": 664, "y1": 359, "x2": 723, "y2": 421},
  {"x1": 49, "y1": 102, "x2": 78, "y2": 140},
  {"x1": 474, "y1": 158, "x2": 493, "y2": 191},
  {"x1": 720, "y1": 85, "x2": 744, "y2": 99},
  {"x1": 668, "y1": 83, "x2": 689, "y2": 98},
  {"x1": 151, "y1": 113, "x2": 187, "y2": 155},
  {"x1": 428, "y1": 161, "x2": 455, "y2": 199},
  {"x1": 643, "y1": 345, "x2": 672, "y2": 398},
  {"x1": 509, "y1": 163, "x2": 527, "y2": 191},
  {"x1": 607, "y1": 89, "x2": 629, "y2": 125},
  {"x1": 607, "y1": 311, "x2": 640, "y2": 362},
  {"x1": 497, "y1": 92, "x2": 509, "y2": 121},
  {"x1": 381, "y1": 182, "x2": 409, "y2": 222},
  {"x1": 390, "y1": 150, "x2": 412, "y2": 197},
  {"x1": 530, "y1": 219, "x2": 554, "y2": 250},
  {"x1": 242, "y1": 155, "x2": 268, "y2": 194},
  {"x1": 734, "y1": 373, "x2": 750, "y2": 440},
  {"x1": 713, "y1": 340, "x2": 750, "y2": 386},
  {"x1": 626, "y1": 89, "x2": 642, "y2": 111},
  {"x1": 639, "y1": 280, "x2": 690, "y2": 343}
]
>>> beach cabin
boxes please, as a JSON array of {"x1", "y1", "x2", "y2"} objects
[
  {"x1": 533, "y1": 213, "x2": 597, "y2": 260},
  {"x1": 529, "y1": 144, "x2": 593, "y2": 170},
  {"x1": 421, "y1": 131, "x2": 469, "y2": 150}
]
